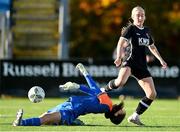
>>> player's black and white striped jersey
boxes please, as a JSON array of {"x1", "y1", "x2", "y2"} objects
[{"x1": 121, "y1": 24, "x2": 154, "y2": 69}]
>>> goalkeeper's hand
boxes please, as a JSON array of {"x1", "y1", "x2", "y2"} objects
[{"x1": 59, "y1": 82, "x2": 80, "y2": 91}]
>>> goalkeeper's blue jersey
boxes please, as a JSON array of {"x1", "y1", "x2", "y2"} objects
[
  {"x1": 69, "y1": 95, "x2": 110, "y2": 118},
  {"x1": 48, "y1": 94, "x2": 112, "y2": 125}
]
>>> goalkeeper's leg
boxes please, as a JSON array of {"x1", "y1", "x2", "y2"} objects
[{"x1": 13, "y1": 109, "x2": 41, "y2": 126}]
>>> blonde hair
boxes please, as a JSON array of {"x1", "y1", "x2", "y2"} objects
[{"x1": 131, "y1": 6, "x2": 145, "y2": 19}]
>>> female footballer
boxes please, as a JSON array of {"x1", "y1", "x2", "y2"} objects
[
  {"x1": 105, "y1": 6, "x2": 167, "y2": 126},
  {"x1": 13, "y1": 63, "x2": 126, "y2": 126}
]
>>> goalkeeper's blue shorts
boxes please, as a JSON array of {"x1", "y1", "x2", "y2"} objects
[{"x1": 47, "y1": 101, "x2": 75, "y2": 125}]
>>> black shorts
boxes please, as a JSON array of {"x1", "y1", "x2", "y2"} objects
[{"x1": 122, "y1": 61, "x2": 151, "y2": 80}]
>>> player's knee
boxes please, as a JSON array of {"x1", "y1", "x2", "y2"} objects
[
  {"x1": 40, "y1": 113, "x2": 53, "y2": 125},
  {"x1": 152, "y1": 90, "x2": 157, "y2": 99},
  {"x1": 147, "y1": 90, "x2": 157, "y2": 100}
]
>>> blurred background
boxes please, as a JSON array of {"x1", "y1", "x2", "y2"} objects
[{"x1": 0, "y1": 0, "x2": 179, "y2": 98}]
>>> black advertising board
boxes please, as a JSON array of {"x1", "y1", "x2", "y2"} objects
[{"x1": 0, "y1": 59, "x2": 179, "y2": 98}]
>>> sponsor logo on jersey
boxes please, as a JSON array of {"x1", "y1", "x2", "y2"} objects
[{"x1": 138, "y1": 37, "x2": 149, "y2": 46}]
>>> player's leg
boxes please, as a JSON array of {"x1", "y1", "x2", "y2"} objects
[
  {"x1": 13, "y1": 109, "x2": 24, "y2": 126},
  {"x1": 136, "y1": 77, "x2": 156, "y2": 115},
  {"x1": 105, "y1": 67, "x2": 131, "y2": 91},
  {"x1": 138, "y1": 77, "x2": 157, "y2": 100},
  {"x1": 46, "y1": 101, "x2": 84, "y2": 125},
  {"x1": 13, "y1": 109, "x2": 41, "y2": 126},
  {"x1": 39, "y1": 112, "x2": 61, "y2": 125},
  {"x1": 128, "y1": 77, "x2": 156, "y2": 126},
  {"x1": 76, "y1": 63, "x2": 101, "y2": 95},
  {"x1": 13, "y1": 109, "x2": 61, "y2": 126},
  {"x1": 13, "y1": 111, "x2": 60, "y2": 126}
]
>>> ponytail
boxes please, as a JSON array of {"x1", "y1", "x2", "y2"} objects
[
  {"x1": 121, "y1": 18, "x2": 133, "y2": 35},
  {"x1": 128, "y1": 17, "x2": 134, "y2": 25}
]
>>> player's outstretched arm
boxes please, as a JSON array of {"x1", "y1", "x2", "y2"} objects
[
  {"x1": 60, "y1": 63, "x2": 103, "y2": 96},
  {"x1": 76, "y1": 63, "x2": 103, "y2": 96},
  {"x1": 148, "y1": 44, "x2": 167, "y2": 69},
  {"x1": 59, "y1": 82, "x2": 96, "y2": 96},
  {"x1": 76, "y1": 63, "x2": 89, "y2": 76}
]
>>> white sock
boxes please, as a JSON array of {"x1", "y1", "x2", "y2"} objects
[{"x1": 132, "y1": 112, "x2": 139, "y2": 118}]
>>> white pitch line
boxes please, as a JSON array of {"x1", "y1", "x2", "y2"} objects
[{"x1": 0, "y1": 114, "x2": 14, "y2": 118}]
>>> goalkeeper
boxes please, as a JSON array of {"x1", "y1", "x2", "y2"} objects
[{"x1": 13, "y1": 63, "x2": 126, "y2": 126}]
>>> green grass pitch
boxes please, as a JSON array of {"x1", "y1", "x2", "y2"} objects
[{"x1": 0, "y1": 98, "x2": 180, "y2": 131}]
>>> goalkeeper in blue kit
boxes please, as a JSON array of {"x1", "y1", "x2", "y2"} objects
[{"x1": 13, "y1": 63, "x2": 126, "y2": 126}]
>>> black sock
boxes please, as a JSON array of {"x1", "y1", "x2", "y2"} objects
[
  {"x1": 105, "y1": 79, "x2": 119, "y2": 91},
  {"x1": 136, "y1": 96, "x2": 153, "y2": 115}
]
